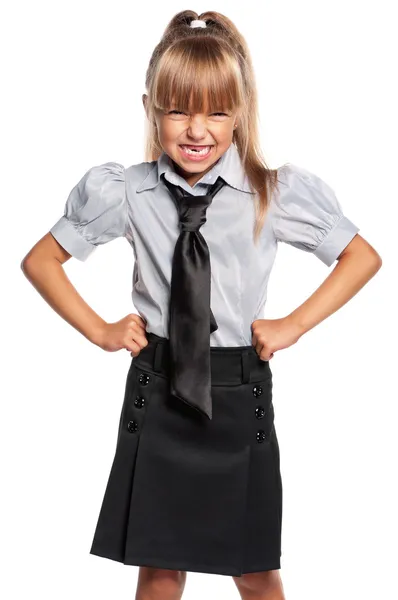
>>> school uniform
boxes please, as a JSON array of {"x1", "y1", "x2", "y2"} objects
[{"x1": 49, "y1": 143, "x2": 360, "y2": 576}]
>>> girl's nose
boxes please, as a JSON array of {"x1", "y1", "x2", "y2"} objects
[{"x1": 187, "y1": 118, "x2": 207, "y2": 138}]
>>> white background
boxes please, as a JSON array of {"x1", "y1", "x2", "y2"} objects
[{"x1": 2, "y1": 1, "x2": 396, "y2": 599}]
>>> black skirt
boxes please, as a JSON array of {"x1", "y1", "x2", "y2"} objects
[{"x1": 89, "y1": 332, "x2": 283, "y2": 577}]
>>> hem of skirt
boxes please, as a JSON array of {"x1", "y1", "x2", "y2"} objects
[
  {"x1": 89, "y1": 547, "x2": 281, "y2": 577},
  {"x1": 240, "y1": 560, "x2": 281, "y2": 574}
]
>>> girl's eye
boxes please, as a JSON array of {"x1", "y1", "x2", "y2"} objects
[{"x1": 169, "y1": 111, "x2": 228, "y2": 116}]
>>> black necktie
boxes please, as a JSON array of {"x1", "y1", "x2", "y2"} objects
[{"x1": 162, "y1": 173, "x2": 226, "y2": 420}]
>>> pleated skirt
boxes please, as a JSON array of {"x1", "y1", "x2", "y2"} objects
[{"x1": 89, "y1": 332, "x2": 283, "y2": 577}]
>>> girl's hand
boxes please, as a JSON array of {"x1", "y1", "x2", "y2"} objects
[
  {"x1": 251, "y1": 317, "x2": 303, "y2": 361},
  {"x1": 96, "y1": 313, "x2": 149, "y2": 356}
]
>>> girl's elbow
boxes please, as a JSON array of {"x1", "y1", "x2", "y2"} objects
[
  {"x1": 360, "y1": 249, "x2": 382, "y2": 281},
  {"x1": 367, "y1": 249, "x2": 382, "y2": 272}
]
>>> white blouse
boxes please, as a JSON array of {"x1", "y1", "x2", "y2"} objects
[{"x1": 49, "y1": 143, "x2": 360, "y2": 346}]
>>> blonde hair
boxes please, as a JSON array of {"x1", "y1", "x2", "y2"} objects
[{"x1": 143, "y1": 10, "x2": 281, "y2": 244}]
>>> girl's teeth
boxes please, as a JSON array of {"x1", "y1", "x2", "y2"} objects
[{"x1": 182, "y1": 146, "x2": 211, "y2": 155}]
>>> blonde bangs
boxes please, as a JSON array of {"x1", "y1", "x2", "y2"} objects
[{"x1": 150, "y1": 40, "x2": 244, "y2": 114}]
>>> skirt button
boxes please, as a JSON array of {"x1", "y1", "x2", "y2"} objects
[
  {"x1": 138, "y1": 373, "x2": 150, "y2": 386},
  {"x1": 252, "y1": 385, "x2": 263, "y2": 398},
  {"x1": 256, "y1": 429, "x2": 266, "y2": 443},
  {"x1": 127, "y1": 420, "x2": 138, "y2": 433},
  {"x1": 255, "y1": 405, "x2": 265, "y2": 419},
  {"x1": 134, "y1": 396, "x2": 145, "y2": 409}
]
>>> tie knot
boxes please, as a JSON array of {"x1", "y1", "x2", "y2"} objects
[
  {"x1": 177, "y1": 194, "x2": 212, "y2": 232},
  {"x1": 162, "y1": 175, "x2": 225, "y2": 232}
]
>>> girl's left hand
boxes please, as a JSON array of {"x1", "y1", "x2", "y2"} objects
[{"x1": 251, "y1": 317, "x2": 303, "y2": 361}]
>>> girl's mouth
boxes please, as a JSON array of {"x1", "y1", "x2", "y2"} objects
[{"x1": 179, "y1": 145, "x2": 214, "y2": 161}]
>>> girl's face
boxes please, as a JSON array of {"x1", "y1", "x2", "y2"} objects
[{"x1": 144, "y1": 95, "x2": 239, "y2": 187}]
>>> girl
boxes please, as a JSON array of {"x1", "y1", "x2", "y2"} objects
[{"x1": 22, "y1": 9, "x2": 382, "y2": 600}]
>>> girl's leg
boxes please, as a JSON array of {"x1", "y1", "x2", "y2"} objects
[
  {"x1": 232, "y1": 570, "x2": 286, "y2": 600},
  {"x1": 134, "y1": 566, "x2": 187, "y2": 600}
]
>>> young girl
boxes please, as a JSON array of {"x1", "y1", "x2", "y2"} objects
[{"x1": 22, "y1": 9, "x2": 382, "y2": 600}]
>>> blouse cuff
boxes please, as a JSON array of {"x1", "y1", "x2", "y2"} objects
[
  {"x1": 50, "y1": 216, "x2": 96, "y2": 262},
  {"x1": 314, "y1": 215, "x2": 360, "y2": 267}
]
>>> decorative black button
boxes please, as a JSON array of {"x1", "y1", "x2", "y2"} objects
[
  {"x1": 256, "y1": 429, "x2": 266, "y2": 443},
  {"x1": 134, "y1": 396, "x2": 145, "y2": 409},
  {"x1": 255, "y1": 405, "x2": 265, "y2": 419},
  {"x1": 252, "y1": 385, "x2": 263, "y2": 398},
  {"x1": 138, "y1": 373, "x2": 150, "y2": 386},
  {"x1": 127, "y1": 420, "x2": 138, "y2": 433}
]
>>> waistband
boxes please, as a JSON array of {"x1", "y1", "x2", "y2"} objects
[{"x1": 132, "y1": 332, "x2": 272, "y2": 386}]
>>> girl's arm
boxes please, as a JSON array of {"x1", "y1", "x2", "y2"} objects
[
  {"x1": 251, "y1": 234, "x2": 382, "y2": 360},
  {"x1": 285, "y1": 233, "x2": 382, "y2": 336},
  {"x1": 252, "y1": 164, "x2": 382, "y2": 360},
  {"x1": 21, "y1": 232, "x2": 147, "y2": 353}
]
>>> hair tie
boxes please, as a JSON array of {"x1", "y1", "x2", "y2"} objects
[{"x1": 190, "y1": 19, "x2": 207, "y2": 28}]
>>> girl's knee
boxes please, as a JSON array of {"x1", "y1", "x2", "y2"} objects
[
  {"x1": 233, "y1": 569, "x2": 283, "y2": 595},
  {"x1": 136, "y1": 566, "x2": 187, "y2": 599}
]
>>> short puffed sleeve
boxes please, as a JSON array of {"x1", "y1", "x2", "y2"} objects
[
  {"x1": 271, "y1": 164, "x2": 360, "y2": 266},
  {"x1": 50, "y1": 162, "x2": 127, "y2": 261}
]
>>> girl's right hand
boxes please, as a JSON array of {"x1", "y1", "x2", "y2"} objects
[{"x1": 96, "y1": 313, "x2": 149, "y2": 356}]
